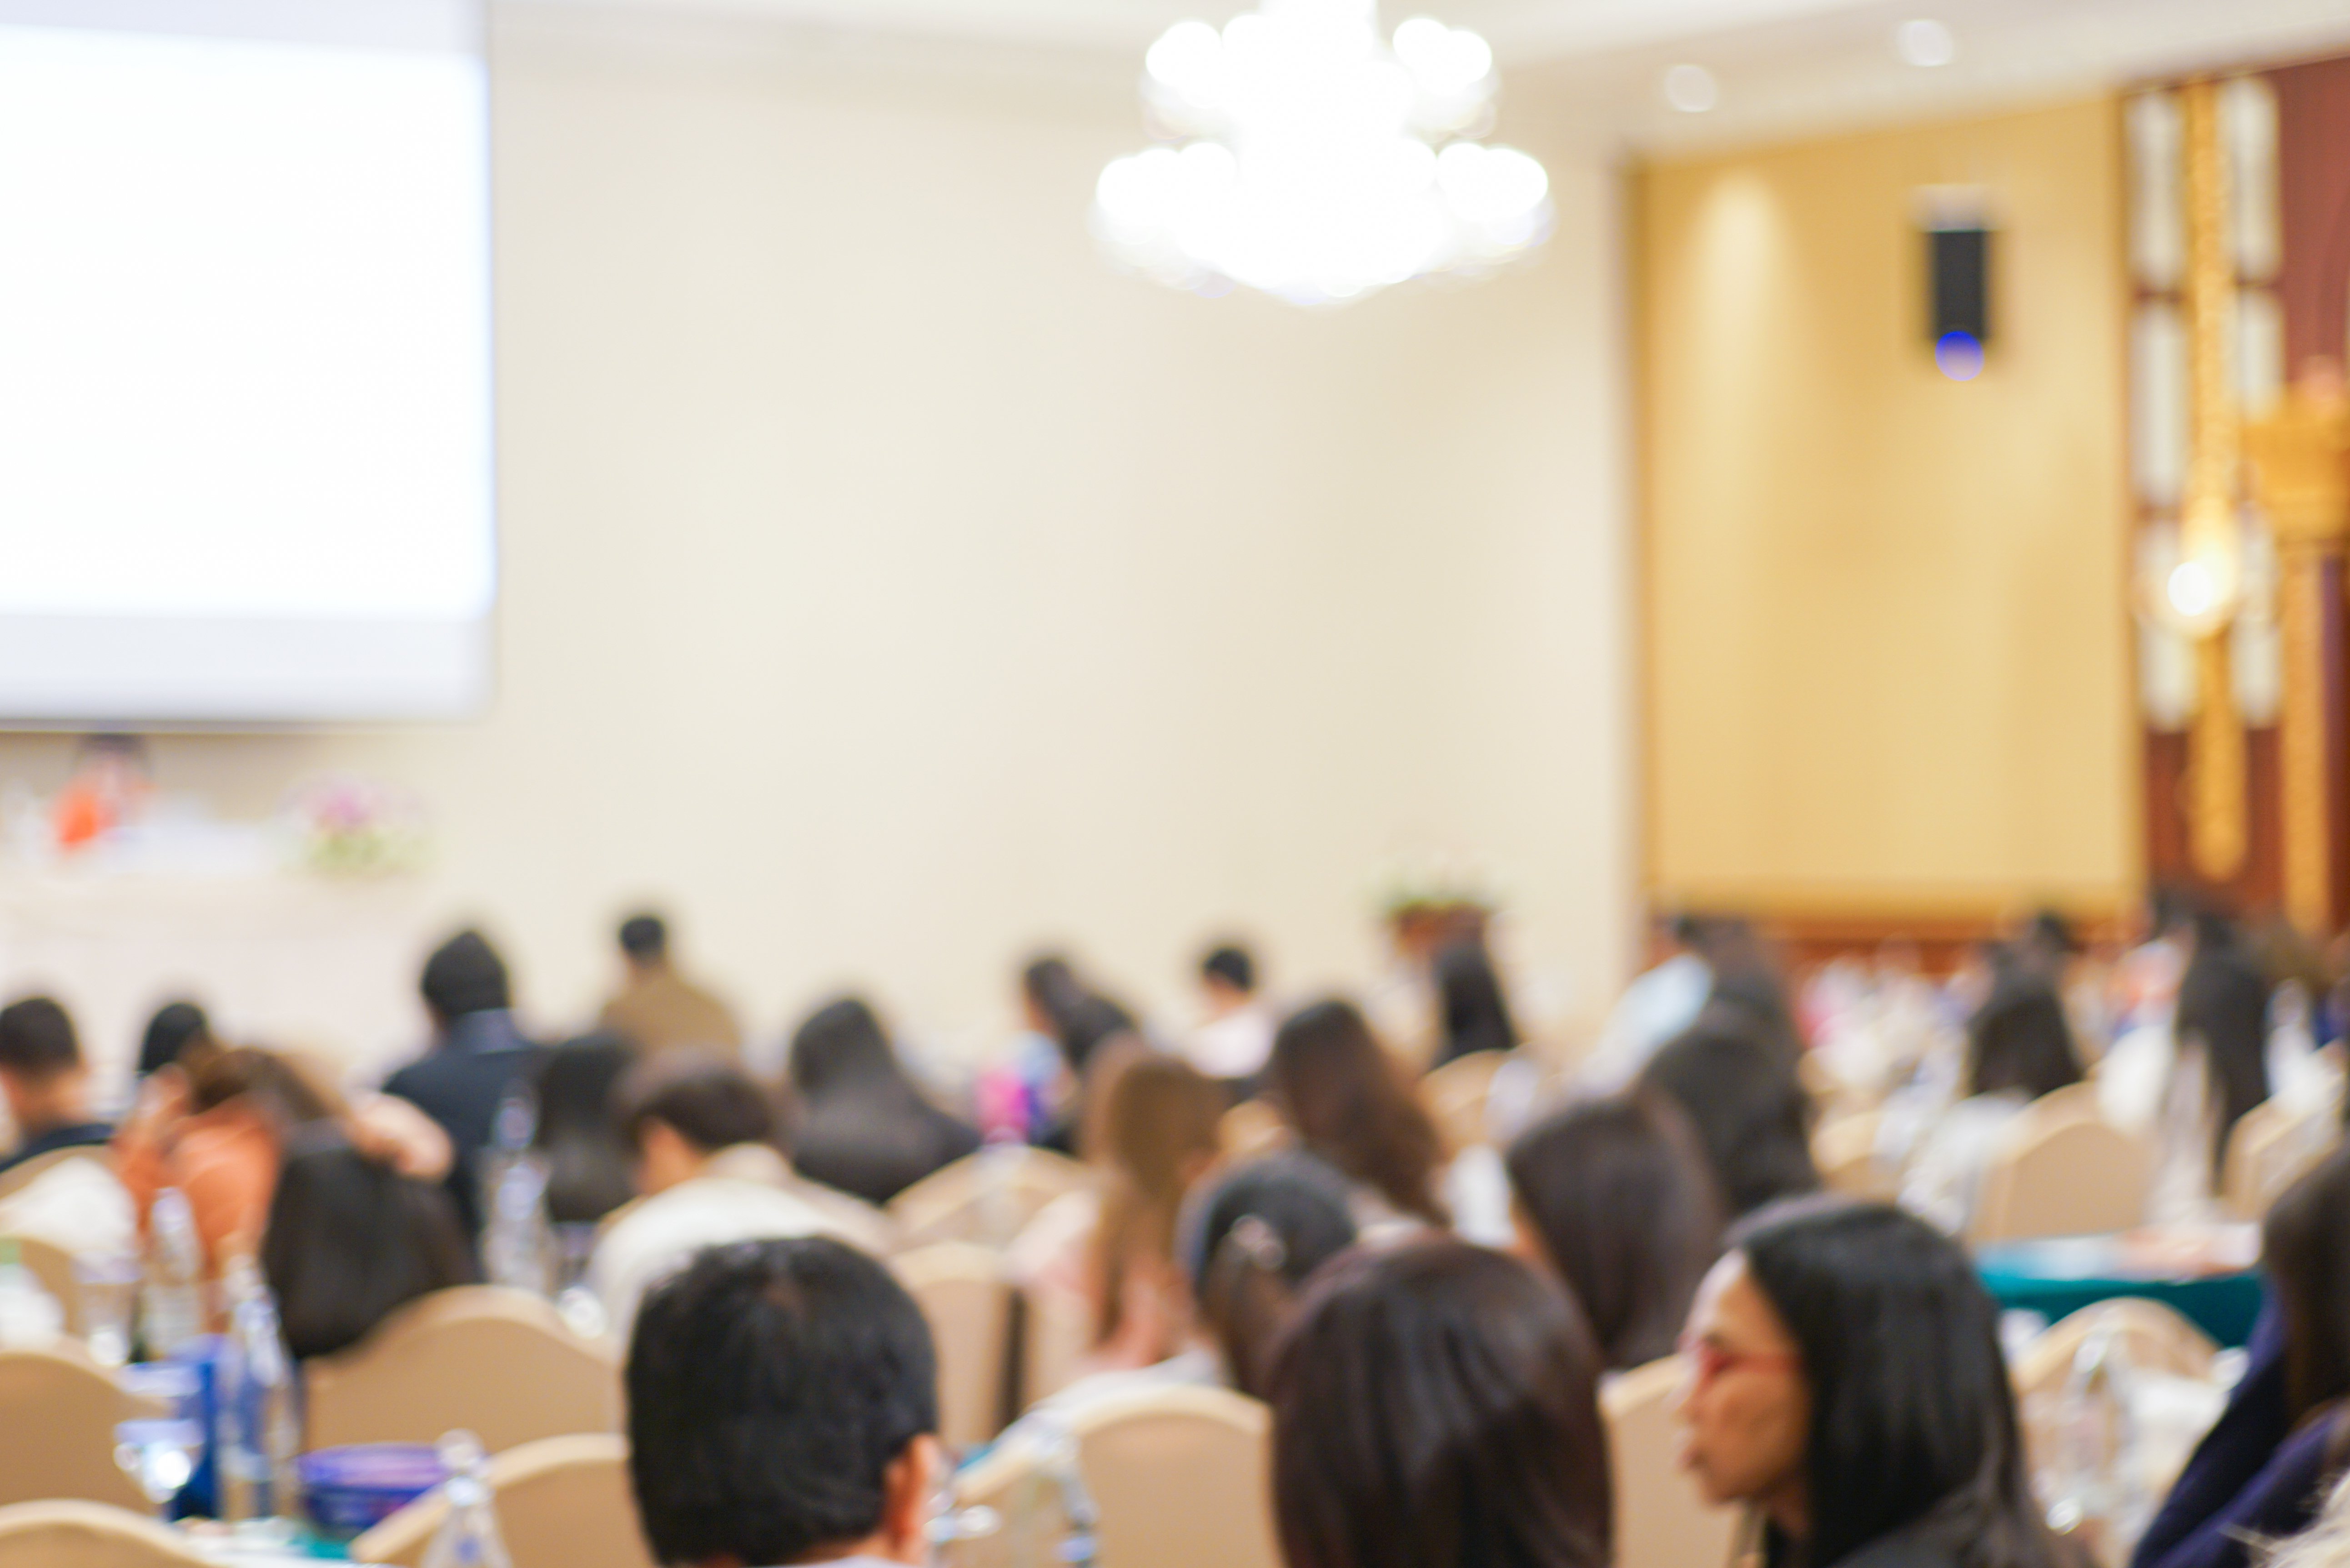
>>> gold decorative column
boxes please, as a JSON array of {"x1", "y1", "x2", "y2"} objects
[
  {"x1": 2247, "y1": 377, "x2": 2350, "y2": 931},
  {"x1": 2180, "y1": 80, "x2": 2248, "y2": 882}
]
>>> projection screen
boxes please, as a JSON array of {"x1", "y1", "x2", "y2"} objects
[{"x1": 0, "y1": 0, "x2": 494, "y2": 724}]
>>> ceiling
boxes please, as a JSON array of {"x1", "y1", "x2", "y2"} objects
[{"x1": 500, "y1": 0, "x2": 2350, "y2": 152}]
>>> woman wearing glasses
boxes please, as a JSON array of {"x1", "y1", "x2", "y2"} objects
[{"x1": 1675, "y1": 1199, "x2": 2071, "y2": 1568}]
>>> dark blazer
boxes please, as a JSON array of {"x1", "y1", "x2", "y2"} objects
[
  {"x1": 2134, "y1": 1296, "x2": 2336, "y2": 1568},
  {"x1": 382, "y1": 1009, "x2": 545, "y2": 1244}
]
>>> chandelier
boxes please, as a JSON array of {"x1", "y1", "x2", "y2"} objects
[{"x1": 1092, "y1": 0, "x2": 1552, "y2": 307}]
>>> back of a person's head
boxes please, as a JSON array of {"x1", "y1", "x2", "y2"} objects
[
  {"x1": 1056, "y1": 992, "x2": 1138, "y2": 1075},
  {"x1": 1101, "y1": 1052, "x2": 1226, "y2": 1202},
  {"x1": 788, "y1": 995, "x2": 902, "y2": 1101},
  {"x1": 1202, "y1": 943, "x2": 1256, "y2": 995},
  {"x1": 617, "y1": 912, "x2": 669, "y2": 963},
  {"x1": 1505, "y1": 1091, "x2": 1725, "y2": 1370},
  {"x1": 1269, "y1": 1238, "x2": 1611, "y2": 1568},
  {"x1": 1185, "y1": 1153, "x2": 1359, "y2": 1396},
  {"x1": 1434, "y1": 940, "x2": 1517, "y2": 1061},
  {"x1": 1964, "y1": 975, "x2": 2084, "y2": 1102},
  {"x1": 533, "y1": 1032, "x2": 641, "y2": 1225},
  {"x1": 620, "y1": 1051, "x2": 778, "y2": 1157},
  {"x1": 628, "y1": 1236, "x2": 938, "y2": 1568},
  {"x1": 1637, "y1": 1014, "x2": 1818, "y2": 1217},
  {"x1": 2178, "y1": 928, "x2": 2273, "y2": 1163},
  {"x1": 1020, "y1": 953, "x2": 1083, "y2": 1024},
  {"x1": 1269, "y1": 999, "x2": 1447, "y2": 1224},
  {"x1": 2261, "y1": 1144, "x2": 2350, "y2": 1422},
  {"x1": 1732, "y1": 1200, "x2": 2042, "y2": 1568},
  {"x1": 419, "y1": 929, "x2": 510, "y2": 1021},
  {"x1": 262, "y1": 1136, "x2": 475, "y2": 1360},
  {"x1": 0, "y1": 996, "x2": 80, "y2": 1081},
  {"x1": 137, "y1": 1001, "x2": 212, "y2": 1079},
  {"x1": 188, "y1": 1046, "x2": 340, "y2": 1128}
]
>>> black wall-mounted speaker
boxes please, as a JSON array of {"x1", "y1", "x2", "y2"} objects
[{"x1": 1928, "y1": 225, "x2": 1991, "y2": 344}]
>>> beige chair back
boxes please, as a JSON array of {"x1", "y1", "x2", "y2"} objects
[
  {"x1": 350, "y1": 1433, "x2": 651, "y2": 1568},
  {"x1": 0, "y1": 1501, "x2": 213, "y2": 1568},
  {"x1": 2222, "y1": 1097, "x2": 2339, "y2": 1222},
  {"x1": 1812, "y1": 1111, "x2": 1893, "y2": 1200},
  {"x1": 3, "y1": 1234, "x2": 80, "y2": 1337},
  {"x1": 1020, "y1": 1282, "x2": 1098, "y2": 1408},
  {"x1": 0, "y1": 1147, "x2": 112, "y2": 1206},
  {"x1": 2012, "y1": 1297, "x2": 2218, "y2": 1397},
  {"x1": 1218, "y1": 1101, "x2": 1289, "y2": 1163},
  {"x1": 951, "y1": 1385, "x2": 1278, "y2": 1568},
  {"x1": 306, "y1": 1287, "x2": 622, "y2": 1456},
  {"x1": 1421, "y1": 1051, "x2": 1515, "y2": 1155},
  {"x1": 893, "y1": 1243, "x2": 1016, "y2": 1449},
  {"x1": 1605, "y1": 1357, "x2": 1743, "y2": 1568},
  {"x1": 1968, "y1": 1104, "x2": 2151, "y2": 1245},
  {"x1": 0, "y1": 1347, "x2": 152, "y2": 1511},
  {"x1": 890, "y1": 1149, "x2": 1091, "y2": 1250}
]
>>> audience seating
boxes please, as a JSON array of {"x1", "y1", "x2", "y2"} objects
[
  {"x1": 2221, "y1": 1096, "x2": 2339, "y2": 1221},
  {"x1": 1420, "y1": 1050, "x2": 1516, "y2": 1155},
  {"x1": 0, "y1": 1147, "x2": 111, "y2": 1206},
  {"x1": 305, "y1": 1287, "x2": 623, "y2": 1456},
  {"x1": 1217, "y1": 1101, "x2": 1288, "y2": 1163},
  {"x1": 1019, "y1": 1279, "x2": 1097, "y2": 1408},
  {"x1": 0, "y1": 1347, "x2": 156, "y2": 1512},
  {"x1": 889, "y1": 1149, "x2": 1090, "y2": 1251},
  {"x1": 892, "y1": 1242, "x2": 1018, "y2": 1448},
  {"x1": 950, "y1": 1385, "x2": 1278, "y2": 1568},
  {"x1": 1967, "y1": 1101, "x2": 2151, "y2": 1245},
  {"x1": 2012, "y1": 1297, "x2": 2218, "y2": 1396},
  {"x1": 1812, "y1": 1110, "x2": 1893, "y2": 1201},
  {"x1": 0, "y1": 1501, "x2": 212, "y2": 1568},
  {"x1": 5, "y1": 1233, "x2": 82, "y2": 1337},
  {"x1": 1603, "y1": 1356, "x2": 1745, "y2": 1568},
  {"x1": 351, "y1": 1433, "x2": 651, "y2": 1568}
]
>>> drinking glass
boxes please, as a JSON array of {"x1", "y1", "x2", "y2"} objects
[
  {"x1": 74, "y1": 1252, "x2": 140, "y2": 1367},
  {"x1": 115, "y1": 1417, "x2": 203, "y2": 1519}
]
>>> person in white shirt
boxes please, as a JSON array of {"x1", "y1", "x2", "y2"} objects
[
  {"x1": 0, "y1": 996, "x2": 133, "y2": 1263},
  {"x1": 626, "y1": 1236, "x2": 943, "y2": 1568},
  {"x1": 591, "y1": 1054, "x2": 871, "y2": 1342},
  {"x1": 1576, "y1": 915, "x2": 1714, "y2": 1093},
  {"x1": 1186, "y1": 942, "x2": 1275, "y2": 1090}
]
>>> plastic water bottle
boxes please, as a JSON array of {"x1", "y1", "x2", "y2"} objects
[
  {"x1": 2049, "y1": 1325, "x2": 2143, "y2": 1555},
  {"x1": 480, "y1": 1084, "x2": 553, "y2": 1297},
  {"x1": 0, "y1": 1238, "x2": 63, "y2": 1347},
  {"x1": 420, "y1": 1431, "x2": 514, "y2": 1568},
  {"x1": 1033, "y1": 1413, "x2": 1099, "y2": 1568},
  {"x1": 217, "y1": 1255, "x2": 299, "y2": 1525},
  {"x1": 142, "y1": 1188, "x2": 207, "y2": 1357}
]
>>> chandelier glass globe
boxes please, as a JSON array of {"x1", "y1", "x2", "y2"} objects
[{"x1": 1093, "y1": 0, "x2": 1552, "y2": 307}]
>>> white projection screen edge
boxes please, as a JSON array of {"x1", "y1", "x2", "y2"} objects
[{"x1": 0, "y1": 0, "x2": 496, "y2": 725}]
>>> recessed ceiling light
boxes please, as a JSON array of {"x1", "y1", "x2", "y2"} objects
[
  {"x1": 1895, "y1": 19, "x2": 1956, "y2": 67},
  {"x1": 1663, "y1": 64, "x2": 1718, "y2": 113}
]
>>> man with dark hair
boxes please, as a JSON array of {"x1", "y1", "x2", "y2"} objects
[
  {"x1": 1186, "y1": 939, "x2": 1274, "y2": 1091},
  {"x1": 382, "y1": 929, "x2": 545, "y2": 1244},
  {"x1": 628, "y1": 1236, "x2": 941, "y2": 1568},
  {"x1": 0, "y1": 995, "x2": 135, "y2": 1261},
  {"x1": 598, "y1": 909, "x2": 742, "y2": 1059},
  {"x1": 0, "y1": 996, "x2": 111, "y2": 1174},
  {"x1": 590, "y1": 1053, "x2": 877, "y2": 1340}
]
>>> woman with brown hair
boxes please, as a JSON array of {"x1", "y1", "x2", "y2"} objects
[
  {"x1": 1504, "y1": 1091, "x2": 1725, "y2": 1371},
  {"x1": 1085, "y1": 1051, "x2": 1228, "y2": 1367},
  {"x1": 1266, "y1": 999, "x2": 1450, "y2": 1228},
  {"x1": 1270, "y1": 1237, "x2": 1612, "y2": 1568},
  {"x1": 1009, "y1": 1045, "x2": 1228, "y2": 1380}
]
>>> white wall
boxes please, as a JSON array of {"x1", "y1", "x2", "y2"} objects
[{"x1": 0, "y1": 15, "x2": 1633, "y2": 1070}]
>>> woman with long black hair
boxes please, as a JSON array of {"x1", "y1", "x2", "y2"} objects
[{"x1": 1675, "y1": 1199, "x2": 2068, "y2": 1568}]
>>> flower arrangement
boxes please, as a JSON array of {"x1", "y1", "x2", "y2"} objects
[{"x1": 280, "y1": 775, "x2": 429, "y2": 877}]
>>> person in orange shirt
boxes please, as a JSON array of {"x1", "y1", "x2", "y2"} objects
[{"x1": 116, "y1": 1046, "x2": 452, "y2": 1289}]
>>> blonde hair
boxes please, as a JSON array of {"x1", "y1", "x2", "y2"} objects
[{"x1": 2266, "y1": 1470, "x2": 2350, "y2": 1568}]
